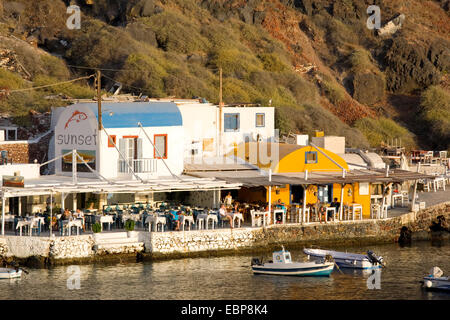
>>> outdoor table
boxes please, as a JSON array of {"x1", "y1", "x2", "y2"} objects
[
  {"x1": 1, "y1": 215, "x2": 15, "y2": 230},
  {"x1": 16, "y1": 220, "x2": 32, "y2": 236},
  {"x1": 325, "y1": 207, "x2": 337, "y2": 222},
  {"x1": 28, "y1": 217, "x2": 45, "y2": 234},
  {"x1": 252, "y1": 211, "x2": 266, "y2": 226},
  {"x1": 370, "y1": 204, "x2": 381, "y2": 219},
  {"x1": 250, "y1": 210, "x2": 262, "y2": 227},
  {"x1": 180, "y1": 215, "x2": 194, "y2": 231},
  {"x1": 63, "y1": 220, "x2": 83, "y2": 236},
  {"x1": 297, "y1": 207, "x2": 310, "y2": 223},
  {"x1": 206, "y1": 214, "x2": 218, "y2": 229},
  {"x1": 146, "y1": 215, "x2": 166, "y2": 232},
  {"x1": 231, "y1": 213, "x2": 244, "y2": 228},
  {"x1": 434, "y1": 177, "x2": 446, "y2": 191},
  {"x1": 196, "y1": 213, "x2": 208, "y2": 230},
  {"x1": 392, "y1": 194, "x2": 403, "y2": 208},
  {"x1": 96, "y1": 215, "x2": 113, "y2": 231},
  {"x1": 350, "y1": 204, "x2": 363, "y2": 220},
  {"x1": 273, "y1": 209, "x2": 286, "y2": 224}
]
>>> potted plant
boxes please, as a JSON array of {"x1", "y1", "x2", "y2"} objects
[
  {"x1": 92, "y1": 222, "x2": 102, "y2": 241},
  {"x1": 125, "y1": 219, "x2": 136, "y2": 238}
]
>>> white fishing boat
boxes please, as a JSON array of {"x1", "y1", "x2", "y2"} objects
[
  {"x1": 303, "y1": 248, "x2": 385, "y2": 269},
  {"x1": 422, "y1": 267, "x2": 450, "y2": 292},
  {"x1": 251, "y1": 246, "x2": 334, "y2": 277},
  {"x1": 0, "y1": 268, "x2": 22, "y2": 279}
]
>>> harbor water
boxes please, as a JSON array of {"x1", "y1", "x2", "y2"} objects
[{"x1": 0, "y1": 241, "x2": 449, "y2": 300}]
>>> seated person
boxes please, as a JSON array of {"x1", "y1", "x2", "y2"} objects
[
  {"x1": 169, "y1": 208, "x2": 181, "y2": 231},
  {"x1": 318, "y1": 205, "x2": 327, "y2": 223},
  {"x1": 330, "y1": 198, "x2": 340, "y2": 220},
  {"x1": 73, "y1": 209, "x2": 85, "y2": 231},
  {"x1": 275, "y1": 199, "x2": 286, "y2": 224},
  {"x1": 219, "y1": 204, "x2": 233, "y2": 229},
  {"x1": 59, "y1": 209, "x2": 71, "y2": 235}
]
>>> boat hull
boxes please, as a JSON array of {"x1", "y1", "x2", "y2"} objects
[
  {"x1": 252, "y1": 262, "x2": 334, "y2": 277},
  {"x1": 0, "y1": 268, "x2": 22, "y2": 279},
  {"x1": 422, "y1": 276, "x2": 450, "y2": 292},
  {"x1": 304, "y1": 248, "x2": 381, "y2": 269}
]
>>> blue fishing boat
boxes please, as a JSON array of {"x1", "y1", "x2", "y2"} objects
[
  {"x1": 251, "y1": 246, "x2": 334, "y2": 277},
  {"x1": 422, "y1": 267, "x2": 450, "y2": 292},
  {"x1": 303, "y1": 248, "x2": 385, "y2": 269}
]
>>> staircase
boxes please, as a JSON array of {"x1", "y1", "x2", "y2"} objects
[{"x1": 93, "y1": 232, "x2": 145, "y2": 254}]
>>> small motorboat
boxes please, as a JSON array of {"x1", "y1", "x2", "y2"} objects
[
  {"x1": 0, "y1": 268, "x2": 22, "y2": 279},
  {"x1": 422, "y1": 267, "x2": 450, "y2": 292},
  {"x1": 303, "y1": 248, "x2": 385, "y2": 269},
  {"x1": 251, "y1": 246, "x2": 334, "y2": 277}
]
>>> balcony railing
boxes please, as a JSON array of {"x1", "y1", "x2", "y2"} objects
[{"x1": 118, "y1": 158, "x2": 157, "y2": 174}]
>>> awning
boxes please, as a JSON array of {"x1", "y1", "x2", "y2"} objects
[{"x1": 0, "y1": 174, "x2": 242, "y2": 198}]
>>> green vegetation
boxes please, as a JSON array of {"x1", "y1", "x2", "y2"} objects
[
  {"x1": 354, "y1": 117, "x2": 416, "y2": 149},
  {"x1": 92, "y1": 222, "x2": 102, "y2": 233},
  {"x1": 276, "y1": 104, "x2": 370, "y2": 148},
  {"x1": 124, "y1": 220, "x2": 135, "y2": 232},
  {"x1": 0, "y1": 0, "x2": 443, "y2": 152},
  {"x1": 419, "y1": 86, "x2": 450, "y2": 149},
  {"x1": 348, "y1": 48, "x2": 378, "y2": 74},
  {"x1": 322, "y1": 78, "x2": 347, "y2": 104}
]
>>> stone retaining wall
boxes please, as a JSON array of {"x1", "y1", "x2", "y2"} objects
[
  {"x1": 1, "y1": 202, "x2": 448, "y2": 265},
  {"x1": 149, "y1": 202, "x2": 450, "y2": 259}
]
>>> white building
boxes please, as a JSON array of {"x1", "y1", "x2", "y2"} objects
[
  {"x1": 53, "y1": 102, "x2": 184, "y2": 180},
  {"x1": 51, "y1": 100, "x2": 275, "y2": 178},
  {"x1": 175, "y1": 101, "x2": 275, "y2": 161}
]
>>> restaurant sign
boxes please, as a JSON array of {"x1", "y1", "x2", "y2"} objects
[{"x1": 2, "y1": 175, "x2": 24, "y2": 188}]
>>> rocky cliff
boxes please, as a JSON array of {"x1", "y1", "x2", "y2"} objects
[{"x1": 0, "y1": 0, "x2": 448, "y2": 150}]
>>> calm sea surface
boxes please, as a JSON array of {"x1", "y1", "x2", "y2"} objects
[{"x1": 1, "y1": 241, "x2": 449, "y2": 300}]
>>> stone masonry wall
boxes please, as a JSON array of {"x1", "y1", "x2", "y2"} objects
[
  {"x1": 0, "y1": 142, "x2": 29, "y2": 163},
  {"x1": 1, "y1": 202, "x2": 448, "y2": 263},
  {"x1": 149, "y1": 202, "x2": 450, "y2": 258}
]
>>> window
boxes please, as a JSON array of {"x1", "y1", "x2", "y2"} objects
[
  {"x1": 305, "y1": 151, "x2": 318, "y2": 164},
  {"x1": 318, "y1": 185, "x2": 333, "y2": 203},
  {"x1": 154, "y1": 134, "x2": 167, "y2": 159},
  {"x1": 6, "y1": 129, "x2": 16, "y2": 141},
  {"x1": 371, "y1": 184, "x2": 383, "y2": 196},
  {"x1": 108, "y1": 135, "x2": 116, "y2": 148},
  {"x1": 224, "y1": 113, "x2": 239, "y2": 132},
  {"x1": 256, "y1": 113, "x2": 266, "y2": 127},
  {"x1": 256, "y1": 113, "x2": 265, "y2": 127}
]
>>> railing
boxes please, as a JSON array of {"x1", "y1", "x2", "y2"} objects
[{"x1": 118, "y1": 158, "x2": 157, "y2": 174}]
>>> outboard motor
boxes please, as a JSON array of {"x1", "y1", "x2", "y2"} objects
[
  {"x1": 367, "y1": 250, "x2": 385, "y2": 267},
  {"x1": 251, "y1": 258, "x2": 262, "y2": 266}
]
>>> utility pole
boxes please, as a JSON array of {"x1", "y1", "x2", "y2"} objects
[
  {"x1": 96, "y1": 69, "x2": 102, "y2": 131},
  {"x1": 218, "y1": 67, "x2": 223, "y2": 156}
]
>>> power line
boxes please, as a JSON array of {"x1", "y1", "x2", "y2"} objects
[
  {"x1": 67, "y1": 65, "x2": 134, "y2": 72},
  {"x1": 101, "y1": 73, "x2": 147, "y2": 93},
  {"x1": 67, "y1": 64, "x2": 222, "y2": 73},
  {"x1": 2, "y1": 75, "x2": 95, "y2": 93}
]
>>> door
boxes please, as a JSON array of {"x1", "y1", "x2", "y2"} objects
[
  {"x1": 290, "y1": 185, "x2": 305, "y2": 205},
  {"x1": 119, "y1": 137, "x2": 143, "y2": 173}
]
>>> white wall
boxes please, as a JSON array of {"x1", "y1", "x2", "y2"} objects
[
  {"x1": 0, "y1": 163, "x2": 40, "y2": 179},
  {"x1": 53, "y1": 104, "x2": 184, "y2": 179},
  {"x1": 221, "y1": 106, "x2": 275, "y2": 154},
  {"x1": 178, "y1": 103, "x2": 275, "y2": 162},
  {"x1": 98, "y1": 126, "x2": 184, "y2": 179},
  {"x1": 177, "y1": 103, "x2": 218, "y2": 160}
]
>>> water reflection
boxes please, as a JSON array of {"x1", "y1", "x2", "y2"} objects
[{"x1": 0, "y1": 241, "x2": 448, "y2": 300}]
